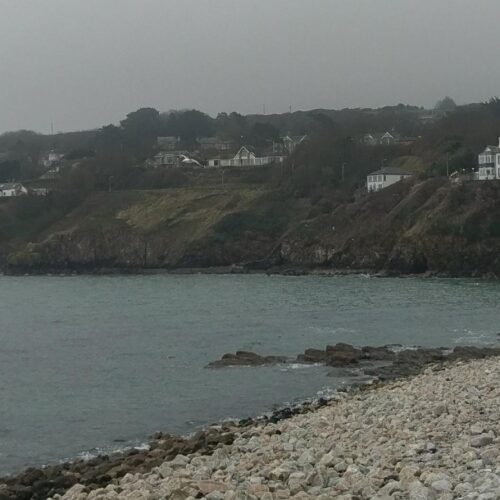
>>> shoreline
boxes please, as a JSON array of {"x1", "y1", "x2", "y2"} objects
[
  {"x1": 54, "y1": 356, "x2": 500, "y2": 499},
  {"x1": 2, "y1": 344, "x2": 500, "y2": 500},
  {"x1": 1, "y1": 264, "x2": 499, "y2": 280}
]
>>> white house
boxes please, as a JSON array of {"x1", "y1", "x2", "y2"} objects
[
  {"x1": 208, "y1": 146, "x2": 285, "y2": 168},
  {"x1": 41, "y1": 150, "x2": 64, "y2": 168},
  {"x1": 477, "y1": 139, "x2": 500, "y2": 180},
  {"x1": 362, "y1": 131, "x2": 398, "y2": 146},
  {"x1": 367, "y1": 167, "x2": 413, "y2": 192},
  {"x1": 0, "y1": 183, "x2": 28, "y2": 197}
]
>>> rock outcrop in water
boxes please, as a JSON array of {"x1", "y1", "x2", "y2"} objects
[{"x1": 206, "y1": 351, "x2": 288, "y2": 368}]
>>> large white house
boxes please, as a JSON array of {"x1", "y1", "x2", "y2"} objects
[
  {"x1": 208, "y1": 146, "x2": 285, "y2": 168},
  {"x1": 0, "y1": 183, "x2": 28, "y2": 197},
  {"x1": 367, "y1": 167, "x2": 413, "y2": 192},
  {"x1": 477, "y1": 139, "x2": 500, "y2": 180}
]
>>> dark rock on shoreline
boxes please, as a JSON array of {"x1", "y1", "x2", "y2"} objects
[
  {"x1": 325, "y1": 343, "x2": 364, "y2": 366},
  {"x1": 361, "y1": 345, "x2": 396, "y2": 360},
  {"x1": 206, "y1": 351, "x2": 288, "y2": 368},
  {"x1": 448, "y1": 345, "x2": 500, "y2": 361},
  {"x1": 296, "y1": 343, "x2": 395, "y2": 366},
  {"x1": 296, "y1": 348, "x2": 328, "y2": 363}
]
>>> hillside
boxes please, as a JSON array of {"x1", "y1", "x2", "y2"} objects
[{"x1": 3, "y1": 178, "x2": 500, "y2": 277}]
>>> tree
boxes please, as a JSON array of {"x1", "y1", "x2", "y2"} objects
[
  {"x1": 120, "y1": 108, "x2": 162, "y2": 155},
  {"x1": 435, "y1": 96, "x2": 457, "y2": 112},
  {"x1": 95, "y1": 124, "x2": 123, "y2": 156},
  {"x1": 161, "y1": 110, "x2": 214, "y2": 143},
  {"x1": 215, "y1": 112, "x2": 248, "y2": 142},
  {"x1": 0, "y1": 160, "x2": 21, "y2": 182},
  {"x1": 249, "y1": 122, "x2": 280, "y2": 147}
]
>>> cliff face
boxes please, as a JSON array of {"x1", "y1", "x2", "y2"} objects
[
  {"x1": 279, "y1": 179, "x2": 500, "y2": 276},
  {"x1": 4, "y1": 180, "x2": 500, "y2": 276},
  {"x1": 4, "y1": 186, "x2": 308, "y2": 271}
]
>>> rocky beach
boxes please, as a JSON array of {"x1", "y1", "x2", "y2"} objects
[
  {"x1": 1, "y1": 344, "x2": 500, "y2": 500},
  {"x1": 51, "y1": 356, "x2": 500, "y2": 500}
]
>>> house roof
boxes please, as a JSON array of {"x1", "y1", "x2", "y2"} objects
[
  {"x1": 0, "y1": 182, "x2": 24, "y2": 190},
  {"x1": 368, "y1": 167, "x2": 413, "y2": 176},
  {"x1": 480, "y1": 145, "x2": 500, "y2": 154},
  {"x1": 282, "y1": 135, "x2": 307, "y2": 143},
  {"x1": 197, "y1": 137, "x2": 233, "y2": 145},
  {"x1": 235, "y1": 146, "x2": 256, "y2": 155}
]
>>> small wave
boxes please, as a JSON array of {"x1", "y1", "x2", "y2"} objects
[
  {"x1": 453, "y1": 330, "x2": 497, "y2": 345},
  {"x1": 73, "y1": 441, "x2": 150, "y2": 463},
  {"x1": 386, "y1": 344, "x2": 421, "y2": 353},
  {"x1": 280, "y1": 363, "x2": 322, "y2": 371}
]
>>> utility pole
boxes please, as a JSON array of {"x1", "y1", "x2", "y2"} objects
[
  {"x1": 341, "y1": 162, "x2": 347, "y2": 181},
  {"x1": 221, "y1": 169, "x2": 225, "y2": 186},
  {"x1": 446, "y1": 153, "x2": 450, "y2": 177}
]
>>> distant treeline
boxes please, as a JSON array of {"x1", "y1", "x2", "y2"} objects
[{"x1": 2, "y1": 97, "x2": 500, "y2": 197}]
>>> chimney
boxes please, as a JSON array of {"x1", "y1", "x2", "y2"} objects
[{"x1": 498, "y1": 137, "x2": 500, "y2": 147}]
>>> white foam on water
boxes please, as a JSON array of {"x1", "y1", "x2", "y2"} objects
[
  {"x1": 453, "y1": 329, "x2": 497, "y2": 345},
  {"x1": 279, "y1": 362, "x2": 323, "y2": 371},
  {"x1": 72, "y1": 441, "x2": 151, "y2": 463},
  {"x1": 387, "y1": 344, "x2": 421, "y2": 353}
]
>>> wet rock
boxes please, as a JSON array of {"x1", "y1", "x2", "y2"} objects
[
  {"x1": 361, "y1": 346, "x2": 396, "y2": 360},
  {"x1": 325, "y1": 343, "x2": 363, "y2": 366},
  {"x1": 449, "y1": 345, "x2": 500, "y2": 361},
  {"x1": 206, "y1": 351, "x2": 288, "y2": 368},
  {"x1": 296, "y1": 349, "x2": 327, "y2": 364}
]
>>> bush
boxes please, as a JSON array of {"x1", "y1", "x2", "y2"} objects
[{"x1": 213, "y1": 209, "x2": 288, "y2": 241}]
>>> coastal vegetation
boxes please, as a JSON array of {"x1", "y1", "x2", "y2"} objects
[{"x1": 1, "y1": 99, "x2": 500, "y2": 276}]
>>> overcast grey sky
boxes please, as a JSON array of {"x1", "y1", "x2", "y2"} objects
[{"x1": 1, "y1": 0, "x2": 500, "y2": 134}]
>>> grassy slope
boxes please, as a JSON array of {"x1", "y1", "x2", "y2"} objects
[
  {"x1": 3, "y1": 179, "x2": 500, "y2": 276},
  {"x1": 6, "y1": 184, "x2": 306, "y2": 269}
]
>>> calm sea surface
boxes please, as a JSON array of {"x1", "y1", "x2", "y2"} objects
[{"x1": 0, "y1": 274, "x2": 498, "y2": 474}]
